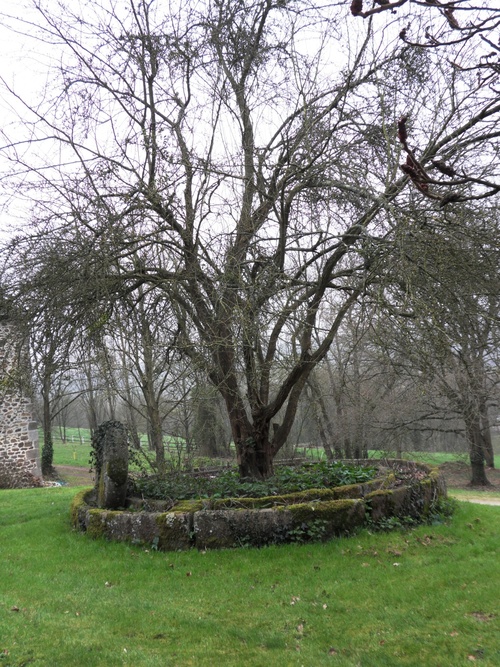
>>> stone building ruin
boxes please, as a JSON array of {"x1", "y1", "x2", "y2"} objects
[{"x1": 0, "y1": 312, "x2": 41, "y2": 487}]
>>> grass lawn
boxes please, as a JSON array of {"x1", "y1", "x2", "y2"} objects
[
  {"x1": 51, "y1": 442, "x2": 93, "y2": 466},
  {"x1": 0, "y1": 488, "x2": 499, "y2": 666},
  {"x1": 43, "y1": 430, "x2": 186, "y2": 469}
]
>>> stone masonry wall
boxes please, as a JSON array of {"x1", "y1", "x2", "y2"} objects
[{"x1": 0, "y1": 321, "x2": 41, "y2": 484}]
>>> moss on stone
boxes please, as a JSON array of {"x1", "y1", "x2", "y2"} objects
[
  {"x1": 71, "y1": 460, "x2": 448, "y2": 551},
  {"x1": 360, "y1": 478, "x2": 386, "y2": 494},
  {"x1": 173, "y1": 499, "x2": 203, "y2": 513},
  {"x1": 210, "y1": 485, "x2": 366, "y2": 511},
  {"x1": 329, "y1": 483, "x2": 362, "y2": 499},
  {"x1": 286, "y1": 498, "x2": 365, "y2": 534},
  {"x1": 381, "y1": 473, "x2": 396, "y2": 488},
  {"x1": 155, "y1": 512, "x2": 192, "y2": 550},
  {"x1": 69, "y1": 488, "x2": 93, "y2": 528},
  {"x1": 193, "y1": 508, "x2": 294, "y2": 550},
  {"x1": 365, "y1": 488, "x2": 395, "y2": 522},
  {"x1": 86, "y1": 509, "x2": 107, "y2": 539},
  {"x1": 105, "y1": 458, "x2": 128, "y2": 485}
]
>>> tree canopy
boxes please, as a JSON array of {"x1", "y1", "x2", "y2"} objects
[{"x1": 1, "y1": 0, "x2": 499, "y2": 480}]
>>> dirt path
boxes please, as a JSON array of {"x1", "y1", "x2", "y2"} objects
[
  {"x1": 438, "y1": 461, "x2": 500, "y2": 505},
  {"x1": 54, "y1": 465, "x2": 94, "y2": 487},
  {"x1": 451, "y1": 496, "x2": 500, "y2": 506},
  {"x1": 438, "y1": 461, "x2": 500, "y2": 489}
]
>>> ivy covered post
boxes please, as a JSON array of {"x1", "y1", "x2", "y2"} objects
[{"x1": 92, "y1": 421, "x2": 129, "y2": 510}]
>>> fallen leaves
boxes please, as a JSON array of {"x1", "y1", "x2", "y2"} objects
[
  {"x1": 467, "y1": 650, "x2": 485, "y2": 661},
  {"x1": 469, "y1": 611, "x2": 496, "y2": 622},
  {"x1": 387, "y1": 547, "x2": 403, "y2": 557}
]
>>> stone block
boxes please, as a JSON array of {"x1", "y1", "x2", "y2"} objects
[{"x1": 194, "y1": 508, "x2": 294, "y2": 549}]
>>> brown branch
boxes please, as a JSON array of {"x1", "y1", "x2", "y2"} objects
[{"x1": 351, "y1": 0, "x2": 408, "y2": 18}]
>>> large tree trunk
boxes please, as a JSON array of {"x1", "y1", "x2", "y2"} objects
[
  {"x1": 464, "y1": 413, "x2": 491, "y2": 486},
  {"x1": 193, "y1": 384, "x2": 228, "y2": 458},
  {"x1": 217, "y1": 358, "x2": 277, "y2": 478},
  {"x1": 231, "y1": 420, "x2": 274, "y2": 479},
  {"x1": 479, "y1": 401, "x2": 495, "y2": 468},
  {"x1": 237, "y1": 432, "x2": 274, "y2": 480},
  {"x1": 227, "y1": 404, "x2": 275, "y2": 479}
]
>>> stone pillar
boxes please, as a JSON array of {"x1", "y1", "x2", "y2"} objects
[
  {"x1": 94, "y1": 421, "x2": 129, "y2": 509},
  {"x1": 0, "y1": 318, "x2": 41, "y2": 487}
]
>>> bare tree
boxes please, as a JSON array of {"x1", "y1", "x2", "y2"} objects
[
  {"x1": 351, "y1": 1, "x2": 500, "y2": 205},
  {"x1": 190, "y1": 380, "x2": 230, "y2": 459},
  {"x1": 1, "y1": 0, "x2": 499, "y2": 478},
  {"x1": 3, "y1": 240, "x2": 82, "y2": 475},
  {"x1": 103, "y1": 286, "x2": 192, "y2": 473},
  {"x1": 376, "y1": 201, "x2": 500, "y2": 485}
]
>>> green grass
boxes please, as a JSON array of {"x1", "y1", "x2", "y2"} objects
[
  {"x1": 0, "y1": 488, "x2": 499, "y2": 666},
  {"x1": 42, "y1": 429, "x2": 187, "y2": 469},
  {"x1": 50, "y1": 441, "x2": 93, "y2": 466},
  {"x1": 368, "y1": 450, "x2": 469, "y2": 465}
]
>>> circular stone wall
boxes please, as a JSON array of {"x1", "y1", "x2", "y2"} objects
[{"x1": 70, "y1": 460, "x2": 447, "y2": 551}]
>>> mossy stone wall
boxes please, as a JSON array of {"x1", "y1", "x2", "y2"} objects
[
  {"x1": 71, "y1": 461, "x2": 447, "y2": 551},
  {"x1": 0, "y1": 321, "x2": 40, "y2": 487}
]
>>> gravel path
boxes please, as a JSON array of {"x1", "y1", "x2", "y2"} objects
[{"x1": 451, "y1": 496, "x2": 500, "y2": 506}]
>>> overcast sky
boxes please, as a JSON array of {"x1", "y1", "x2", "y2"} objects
[{"x1": 0, "y1": 1, "x2": 42, "y2": 234}]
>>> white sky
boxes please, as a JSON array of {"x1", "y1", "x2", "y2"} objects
[
  {"x1": 0, "y1": 0, "x2": 359, "y2": 237},
  {"x1": 0, "y1": 0, "x2": 498, "y2": 238},
  {"x1": 0, "y1": 1, "x2": 51, "y2": 235}
]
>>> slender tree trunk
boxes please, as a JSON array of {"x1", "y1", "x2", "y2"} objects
[
  {"x1": 41, "y1": 384, "x2": 54, "y2": 476},
  {"x1": 147, "y1": 403, "x2": 165, "y2": 475},
  {"x1": 315, "y1": 413, "x2": 335, "y2": 461},
  {"x1": 193, "y1": 384, "x2": 227, "y2": 458},
  {"x1": 308, "y1": 379, "x2": 335, "y2": 460},
  {"x1": 84, "y1": 373, "x2": 100, "y2": 435},
  {"x1": 333, "y1": 393, "x2": 351, "y2": 458},
  {"x1": 343, "y1": 437, "x2": 352, "y2": 459}
]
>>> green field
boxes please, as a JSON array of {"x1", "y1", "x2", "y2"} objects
[
  {"x1": 41, "y1": 428, "x2": 186, "y2": 469},
  {"x1": 44, "y1": 428, "x2": 498, "y2": 470},
  {"x1": 0, "y1": 487, "x2": 499, "y2": 666}
]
